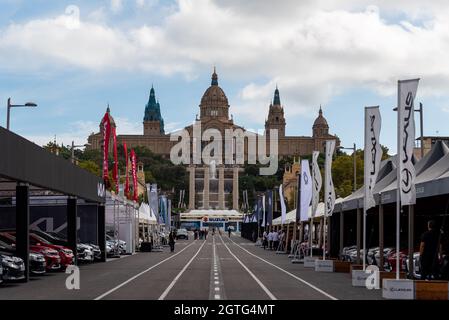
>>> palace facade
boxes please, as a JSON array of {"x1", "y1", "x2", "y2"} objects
[{"x1": 87, "y1": 69, "x2": 339, "y2": 210}]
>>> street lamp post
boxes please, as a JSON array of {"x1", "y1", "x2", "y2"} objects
[
  {"x1": 338, "y1": 143, "x2": 357, "y2": 192},
  {"x1": 71, "y1": 141, "x2": 90, "y2": 164},
  {"x1": 6, "y1": 98, "x2": 37, "y2": 130}
]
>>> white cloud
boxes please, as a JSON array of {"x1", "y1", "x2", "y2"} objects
[
  {"x1": 110, "y1": 0, "x2": 123, "y2": 13},
  {"x1": 2, "y1": 0, "x2": 449, "y2": 123},
  {"x1": 136, "y1": 0, "x2": 145, "y2": 8}
]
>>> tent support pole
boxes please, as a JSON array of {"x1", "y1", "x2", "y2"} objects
[
  {"x1": 356, "y1": 207, "x2": 361, "y2": 265},
  {"x1": 408, "y1": 205, "x2": 414, "y2": 278},
  {"x1": 379, "y1": 203, "x2": 384, "y2": 271},
  {"x1": 339, "y1": 207, "x2": 344, "y2": 258}
]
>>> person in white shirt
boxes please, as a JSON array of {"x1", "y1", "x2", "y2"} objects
[
  {"x1": 272, "y1": 230, "x2": 279, "y2": 250},
  {"x1": 268, "y1": 230, "x2": 274, "y2": 250},
  {"x1": 262, "y1": 230, "x2": 268, "y2": 250}
]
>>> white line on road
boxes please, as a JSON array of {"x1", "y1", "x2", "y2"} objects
[
  {"x1": 158, "y1": 240, "x2": 207, "y2": 300},
  {"x1": 228, "y1": 237, "x2": 338, "y2": 300},
  {"x1": 94, "y1": 240, "x2": 197, "y2": 300},
  {"x1": 219, "y1": 235, "x2": 277, "y2": 300}
]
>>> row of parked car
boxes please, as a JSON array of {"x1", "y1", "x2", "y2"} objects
[
  {"x1": 340, "y1": 245, "x2": 449, "y2": 279},
  {"x1": 0, "y1": 229, "x2": 119, "y2": 285}
]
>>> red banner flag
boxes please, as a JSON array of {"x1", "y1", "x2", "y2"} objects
[
  {"x1": 101, "y1": 112, "x2": 111, "y2": 184},
  {"x1": 124, "y1": 143, "x2": 129, "y2": 198},
  {"x1": 130, "y1": 149, "x2": 138, "y2": 202},
  {"x1": 112, "y1": 126, "x2": 118, "y2": 194}
]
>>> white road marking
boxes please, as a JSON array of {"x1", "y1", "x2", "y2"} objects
[
  {"x1": 158, "y1": 240, "x2": 207, "y2": 300},
  {"x1": 214, "y1": 294, "x2": 220, "y2": 299},
  {"x1": 94, "y1": 240, "x2": 197, "y2": 300},
  {"x1": 228, "y1": 237, "x2": 338, "y2": 300},
  {"x1": 219, "y1": 235, "x2": 277, "y2": 300}
]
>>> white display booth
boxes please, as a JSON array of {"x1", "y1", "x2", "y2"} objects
[{"x1": 105, "y1": 191, "x2": 138, "y2": 255}]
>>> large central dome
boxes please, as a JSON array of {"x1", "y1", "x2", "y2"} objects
[{"x1": 199, "y1": 69, "x2": 230, "y2": 120}]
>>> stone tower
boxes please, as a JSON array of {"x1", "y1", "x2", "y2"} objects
[
  {"x1": 265, "y1": 86, "x2": 286, "y2": 137},
  {"x1": 143, "y1": 86, "x2": 165, "y2": 136}
]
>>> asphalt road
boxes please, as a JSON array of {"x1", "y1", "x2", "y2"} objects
[{"x1": 0, "y1": 234, "x2": 382, "y2": 300}]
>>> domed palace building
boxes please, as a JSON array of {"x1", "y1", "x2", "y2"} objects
[{"x1": 87, "y1": 69, "x2": 339, "y2": 217}]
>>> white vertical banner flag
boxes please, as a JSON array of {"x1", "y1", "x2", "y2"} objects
[
  {"x1": 300, "y1": 160, "x2": 313, "y2": 222},
  {"x1": 311, "y1": 151, "x2": 322, "y2": 218},
  {"x1": 325, "y1": 140, "x2": 336, "y2": 216},
  {"x1": 398, "y1": 79, "x2": 419, "y2": 205},
  {"x1": 364, "y1": 106, "x2": 382, "y2": 210},
  {"x1": 279, "y1": 184, "x2": 286, "y2": 224},
  {"x1": 261, "y1": 195, "x2": 266, "y2": 227}
]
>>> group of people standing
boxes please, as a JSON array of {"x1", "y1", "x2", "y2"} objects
[
  {"x1": 262, "y1": 229, "x2": 285, "y2": 251},
  {"x1": 193, "y1": 228, "x2": 209, "y2": 240}
]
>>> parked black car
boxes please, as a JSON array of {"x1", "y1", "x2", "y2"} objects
[
  {"x1": 0, "y1": 239, "x2": 46, "y2": 275},
  {"x1": 0, "y1": 252, "x2": 25, "y2": 282}
]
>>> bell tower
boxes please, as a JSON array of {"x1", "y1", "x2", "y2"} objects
[
  {"x1": 265, "y1": 86, "x2": 286, "y2": 137},
  {"x1": 143, "y1": 85, "x2": 165, "y2": 136}
]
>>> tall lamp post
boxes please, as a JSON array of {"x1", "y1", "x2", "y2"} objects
[
  {"x1": 394, "y1": 102, "x2": 424, "y2": 158},
  {"x1": 71, "y1": 141, "x2": 90, "y2": 164},
  {"x1": 337, "y1": 143, "x2": 357, "y2": 192},
  {"x1": 7, "y1": 98, "x2": 37, "y2": 130}
]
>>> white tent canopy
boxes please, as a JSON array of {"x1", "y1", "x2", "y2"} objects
[
  {"x1": 271, "y1": 198, "x2": 344, "y2": 226},
  {"x1": 138, "y1": 203, "x2": 157, "y2": 224}
]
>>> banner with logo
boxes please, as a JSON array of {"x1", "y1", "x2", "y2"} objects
[
  {"x1": 101, "y1": 112, "x2": 111, "y2": 184},
  {"x1": 398, "y1": 79, "x2": 419, "y2": 205},
  {"x1": 167, "y1": 199, "x2": 172, "y2": 229},
  {"x1": 279, "y1": 184, "x2": 286, "y2": 224},
  {"x1": 124, "y1": 143, "x2": 129, "y2": 198},
  {"x1": 266, "y1": 190, "x2": 273, "y2": 227},
  {"x1": 130, "y1": 149, "x2": 138, "y2": 202},
  {"x1": 325, "y1": 140, "x2": 336, "y2": 216},
  {"x1": 261, "y1": 195, "x2": 267, "y2": 227},
  {"x1": 311, "y1": 151, "x2": 322, "y2": 218},
  {"x1": 112, "y1": 126, "x2": 118, "y2": 194},
  {"x1": 364, "y1": 106, "x2": 382, "y2": 210},
  {"x1": 159, "y1": 196, "x2": 167, "y2": 225},
  {"x1": 300, "y1": 159, "x2": 313, "y2": 222},
  {"x1": 148, "y1": 183, "x2": 158, "y2": 222},
  {"x1": 295, "y1": 172, "x2": 301, "y2": 222}
]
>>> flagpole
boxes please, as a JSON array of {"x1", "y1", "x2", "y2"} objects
[
  {"x1": 396, "y1": 80, "x2": 401, "y2": 280},
  {"x1": 323, "y1": 144, "x2": 327, "y2": 261},
  {"x1": 310, "y1": 159, "x2": 315, "y2": 258},
  {"x1": 323, "y1": 216, "x2": 326, "y2": 260}
]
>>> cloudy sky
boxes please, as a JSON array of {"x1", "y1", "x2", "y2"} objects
[{"x1": 1, "y1": 0, "x2": 449, "y2": 154}]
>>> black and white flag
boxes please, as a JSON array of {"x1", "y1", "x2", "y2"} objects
[
  {"x1": 311, "y1": 151, "x2": 322, "y2": 218},
  {"x1": 398, "y1": 79, "x2": 419, "y2": 205},
  {"x1": 300, "y1": 159, "x2": 312, "y2": 222},
  {"x1": 325, "y1": 141, "x2": 336, "y2": 216},
  {"x1": 364, "y1": 106, "x2": 382, "y2": 210},
  {"x1": 279, "y1": 184, "x2": 286, "y2": 224}
]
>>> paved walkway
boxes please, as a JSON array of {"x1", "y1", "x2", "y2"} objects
[{"x1": 0, "y1": 235, "x2": 382, "y2": 300}]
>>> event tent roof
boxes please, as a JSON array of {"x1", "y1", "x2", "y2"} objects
[
  {"x1": 340, "y1": 141, "x2": 449, "y2": 210},
  {"x1": 272, "y1": 198, "x2": 344, "y2": 225}
]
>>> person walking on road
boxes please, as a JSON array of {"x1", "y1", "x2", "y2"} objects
[
  {"x1": 268, "y1": 229, "x2": 274, "y2": 250},
  {"x1": 272, "y1": 230, "x2": 279, "y2": 251},
  {"x1": 262, "y1": 230, "x2": 268, "y2": 250},
  {"x1": 168, "y1": 231, "x2": 176, "y2": 253},
  {"x1": 420, "y1": 220, "x2": 441, "y2": 280},
  {"x1": 228, "y1": 227, "x2": 232, "y2": 238}
]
